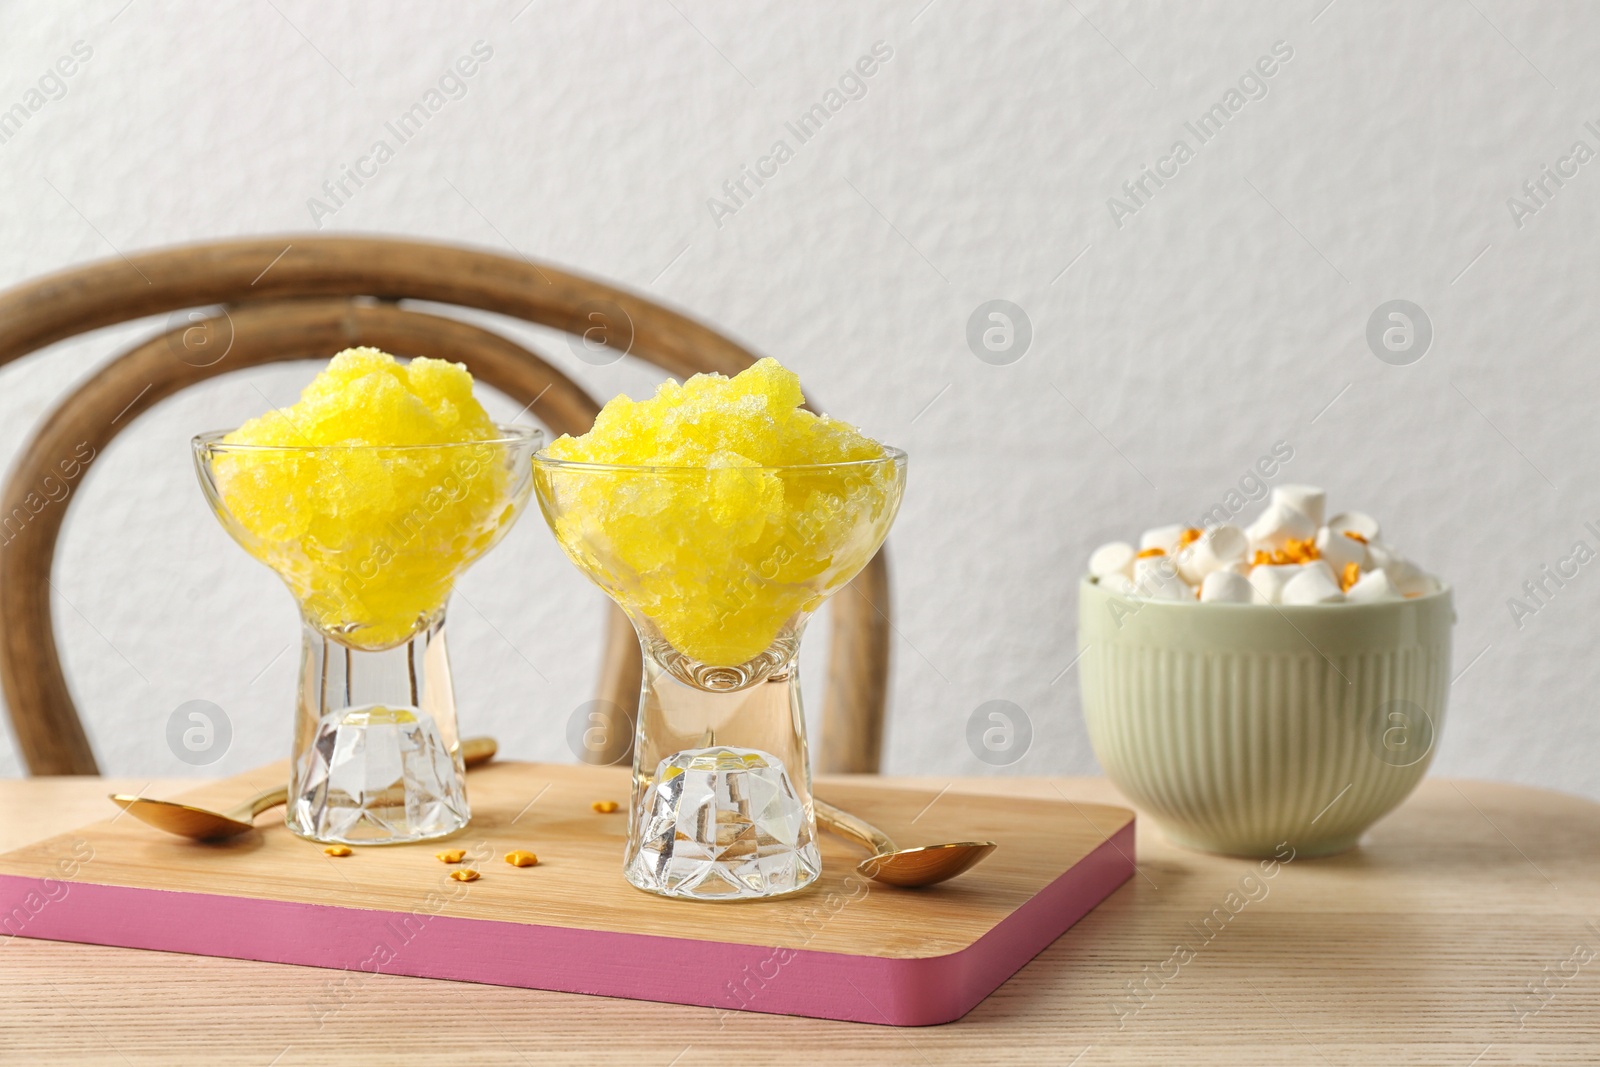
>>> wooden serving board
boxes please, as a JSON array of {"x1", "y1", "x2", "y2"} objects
[{"x1": 0, "y1": 760, "x2": 1133, "y2": 1026}]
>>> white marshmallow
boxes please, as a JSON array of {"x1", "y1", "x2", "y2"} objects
[
  {"x1": 1327, "y1": 511, "x2": 1380, "y2": 542},
  {"x1": 1177, "y1": 524, "x2": 1248, "y2": 584},
  {"x1": 1384, "y1": 559, "x2": 1438, "y2": 597},
  {"x1": 1199, "y1": 570, "x2": 1254, "y2": 603},
  {"x1": 1281, "y1": 566, "x2": 1346, "y2": 605},
  {"x1": 1364, "y1": 541, "x2": 1398, "y2": 570},
  {"x1": 1271, "y1": 485, "x2": 1326, "y2": 528},
  {"x1": 1247, "y1": 564, "x2": 1302, "y2": 605},
  {"x1": 1089, "y1": 541, "x2": 1136, "y2": 579},
  {"x1": 1134, "y1": 555, "x2": 1192, "y2": 600},
  {"x1": 1098, "y1": 572, "x2": 1136, "y2": 596},
  {"x1": 1139, "y1": 524, "x2": 1188, "y2": 555},
  {"x1": 1315, "y1": 526, "x2": 1366, "y2": 574},
  {"x1": 1346, "y1": 568, "x2": 1401, "y2": 602},
  {"x1": 1245, "y1": 503, "x2": 1316, "y2": 553},
  {"x1": 1224, "y1": 560, "x2": 1253, "y2": 576},
  {"x1": 1300, "y1": 558, "x2": 1337, "y2": 584}
]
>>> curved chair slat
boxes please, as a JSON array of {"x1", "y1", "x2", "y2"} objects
[{"x1": 0, "y1": 237, "x2": 754, "y2": 382}]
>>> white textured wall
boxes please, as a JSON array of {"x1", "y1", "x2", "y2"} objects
[{"x1": 1, "y1": 1, "x2": 1597, "y2": 798}]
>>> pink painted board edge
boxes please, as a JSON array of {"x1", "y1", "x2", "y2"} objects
[{"x1": 0, "y1": 821, "x2": 1133, "y2": 1027}]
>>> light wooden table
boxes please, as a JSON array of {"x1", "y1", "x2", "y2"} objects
[{"x1": 0, "y1": 775, "x2": 1596, "y2": 1065}]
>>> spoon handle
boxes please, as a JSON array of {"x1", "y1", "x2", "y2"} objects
[
  {"x1": 225, "y1": 784, "x2": 289, "y2": 822},
  {"x1": 813, "y1": 797, "x2": 898, "y2": 856},
  {"x1": 460, "y1": 736, "x2": 497, "y2": 767}
]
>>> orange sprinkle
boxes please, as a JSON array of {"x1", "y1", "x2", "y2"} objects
[
  {"x1": 1342, "y1": 530, "x2": 1368, "y2": 544},
  {"x1": 435, "y1": 849, "x2": 466, "y2": 864},
  {"x1": 1135, "y1": 547, "x2": 1165, "y2": 559},
  {"x1": 1288, "y1": 537, "x2": 1320, "y2": 562},
  {"x1": 591, "y1": 800, "x2": 620, "y2": 814},
  {"x1": 1341, "y1": 562, "x2": 1360, "y2": 592},
  {"x1": 323, "y1": 845, "x2": 352, "y2": 857},
  {"x1": 1253, "y1": 550, "x2": 1273, "y2": 566},
  {"x1": 504, "y1": 850, "x2": 539, "y2": 868},
  {"x1": 449, "y1": 869, "x2": 480, "y2": 882},
  {"x1": 1256, "y1": 538, "x2": 1322, "y2": 567},
  {"x1": 1177, "y1": 528, "x2": 1203, "y2": 548}
]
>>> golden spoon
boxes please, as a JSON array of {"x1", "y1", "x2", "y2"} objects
[
  {"x1": 813, "y1": 797, "x2": 996, "y2": 888},
  {"x1": 109, "y1": 736, "x2": 499, "y2": 840}
]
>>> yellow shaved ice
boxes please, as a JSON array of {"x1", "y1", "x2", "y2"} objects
[
  {"x1": 540, "y1": 358, "x2": 899, "y2": 666},
  {"x1": 213, "y1": 348, "x2": 513, "y2": 649},
  {"x1": 544, "y1": 357, "x2": 885, "y2": 469}
]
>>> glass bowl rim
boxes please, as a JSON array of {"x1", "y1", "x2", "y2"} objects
[
  {"x1": 530, "y1": 444, "x2": 907, "y2": 474},
  {"x1": 192, "y1": 424, "x2": 544, "y2": 455}
]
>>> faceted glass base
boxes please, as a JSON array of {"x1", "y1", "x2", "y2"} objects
[
  {"x1": 290, "y1": 704, "x2": 469, "y2": 845},
  {"x1": 626, "y1": 746, "x2": 820, "y2": 900}
]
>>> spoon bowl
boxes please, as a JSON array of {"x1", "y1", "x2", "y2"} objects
[
  {"x1": 813, "y1": 797, "x2": 996, "y2": 888},
  {"x1": 855, "y1": 840, "x2": 998, "y2": 888}
]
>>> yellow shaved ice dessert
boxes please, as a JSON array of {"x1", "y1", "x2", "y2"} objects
[
  {"x1": 539, "y1": 358, "x2": 900, "y2": 666},
  {"x1": 211, "y1": 348, "x2": 514, "y2": 649}
]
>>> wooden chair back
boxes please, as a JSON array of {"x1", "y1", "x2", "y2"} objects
[{"x1": 0, "y1": 237, "x2": 892, "y2": 776}]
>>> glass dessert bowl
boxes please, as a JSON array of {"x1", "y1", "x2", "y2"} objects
[
  {"x1": 533, "y1": 449, "x2": 907, "y2": 900},
  {"x1": 194, "y1": 425, "x2": 540, "y2": 845}
]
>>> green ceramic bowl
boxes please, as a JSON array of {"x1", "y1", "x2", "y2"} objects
[{"x1": 1078, "y1": 577, "x2": 1454, "y2": 857}]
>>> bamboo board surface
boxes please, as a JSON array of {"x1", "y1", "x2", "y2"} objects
[{"x1": 0, "y1": 760, "x2": 1134, "y2": 1025}]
